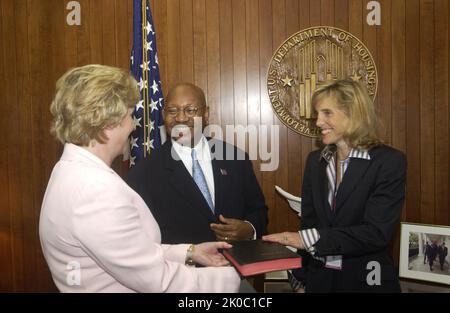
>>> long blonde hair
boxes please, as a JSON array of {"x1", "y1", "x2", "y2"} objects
[{"x1": 311, "y1": 79, "x2": 382, "y2": 149}]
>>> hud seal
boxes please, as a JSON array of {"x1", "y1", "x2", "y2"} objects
[{"x1": 267, "y1": 26, "x2": 378, "y2": 138}]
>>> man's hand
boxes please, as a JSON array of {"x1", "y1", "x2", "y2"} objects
[
  {"x1": 191, "y1": 241, "x2": 232, "y2": 267},
  {"x1": 210, "y1": 214, "x2": 254, "y2": 241}
]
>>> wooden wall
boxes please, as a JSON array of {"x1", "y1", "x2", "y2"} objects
[
  {"x1": 0, "y1": 0, "x2": 448, "y2": 292},
  {"x1": 0, "y1": 0, "x2": 134, "y2": 292}
]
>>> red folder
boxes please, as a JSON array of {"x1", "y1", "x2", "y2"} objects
[{"x1": 222, "y1": 240, "x2": 302, "y2": 277}]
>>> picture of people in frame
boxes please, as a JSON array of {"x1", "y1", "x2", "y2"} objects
[{"x1": 407, "y1": 232, "x2": 449, "y2": 275}]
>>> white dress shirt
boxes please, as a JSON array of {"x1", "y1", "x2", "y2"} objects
[
  {"x1": 172, "y1": 136, "x2": 215, "y2": 206},
  {"x1": 172, "y1": 137, "x2": 257, "y2": 238}
]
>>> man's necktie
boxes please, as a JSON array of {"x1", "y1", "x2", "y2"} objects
[{"x1": 191, "y1": 149, "x2": 214, "y2": 212}]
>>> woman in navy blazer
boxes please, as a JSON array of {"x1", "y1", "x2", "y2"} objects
[{"x1": 264, "y1": 80, "x2": 406, "y2": 293}]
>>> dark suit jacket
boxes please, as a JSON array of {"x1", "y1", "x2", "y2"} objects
[
  {"x1": 126, "y1": 139, "x2": 268, "y2": 244},
  {"x1": 438, "y1": 247, "x2": 448, "y2": 262},
  {"x1": 296, "y1": 144, "x2": 406, "y2": 293}
]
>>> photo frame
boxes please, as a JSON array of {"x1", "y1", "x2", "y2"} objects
[{"x1": 399, "y1": 223, "x2": 450, "y2": 285}]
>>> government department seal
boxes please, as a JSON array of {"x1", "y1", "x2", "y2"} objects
[{"x1": 267, "y1": 26, "x2": 378, "y2": 138}]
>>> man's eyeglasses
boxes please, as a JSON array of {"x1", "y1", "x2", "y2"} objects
[{"x1": 165, "y1": 106, "x2": 201, "y2": 117}]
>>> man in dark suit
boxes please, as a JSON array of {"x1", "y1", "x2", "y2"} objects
[
  {"x1": 438, "y1": 242, "x2": 447, "y2": 271},
  {"x1": 427, "y1": 241, "x2": 438, "y2": 271},
  {"x1": 126, "y1": 83, "x2": 268, "y2": 244},
  {"x1": 423, "y1": 241, "x2": 430, "y2": 264}
]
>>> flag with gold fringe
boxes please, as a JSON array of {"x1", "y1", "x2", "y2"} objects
[{"x1": 129, "y1": 0, "x2": 164, "y2": 167}]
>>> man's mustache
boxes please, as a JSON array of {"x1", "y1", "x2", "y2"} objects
[{"x1": 170, "y1": 123, "x2": 195, "y2": 128}]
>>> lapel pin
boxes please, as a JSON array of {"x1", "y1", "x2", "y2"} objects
[{"x1": 220, "y1": 168, "x2": 228, "y2": 175}]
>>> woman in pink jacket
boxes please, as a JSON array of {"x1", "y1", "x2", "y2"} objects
[{"x1": 39, "y1": 64, "x2": 240, "y2": 293}]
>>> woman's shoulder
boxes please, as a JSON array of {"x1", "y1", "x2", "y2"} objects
[
  {"x1": 56, "y1": 159, "x2": 127, "y2": 199},
  {"x1": 308, "y1": 148, "x2": 323, "y2": 160},
  {"x1": 367, "y1": 145, "x2": 407, "y2": 174},
  {"x1": 307, "y1": 144, "x2": 406, "y2": 163},
  {"x1": 369, "y1": 144, "x2": 406, "y2": 160}
]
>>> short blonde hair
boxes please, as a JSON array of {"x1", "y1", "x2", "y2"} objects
[
  {"x1": 50, "y1": 64, "x2": 139, "y2": 146},
  {"x1": 311, "y1": 79, "x2": 382, "y2": 149}
]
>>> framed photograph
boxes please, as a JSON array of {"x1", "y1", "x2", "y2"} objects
[{"x1": 399, "y1": 223, "x2": 450, "y2": 285}]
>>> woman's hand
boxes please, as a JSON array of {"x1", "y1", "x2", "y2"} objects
[
  {"x1": 262, "y1": 232, "x2": 304, "y2": 249},
  {"x1": 190, "y1": 242, "x2": 232, "y2": 267}
]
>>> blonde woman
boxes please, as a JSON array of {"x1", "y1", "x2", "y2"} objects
[
  {"x1": 39, "y1": 64, "x2": 240, "y2": 292},
  {"x1": 264, "y1": 80, "x2": 406, "y2": 293}
]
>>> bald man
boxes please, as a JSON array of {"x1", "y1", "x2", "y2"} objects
[{"x1": 126, "y1": 83, "x2": 268, "y2": 244}]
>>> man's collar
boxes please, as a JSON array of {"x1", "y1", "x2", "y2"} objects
[
  {"x1": 171, "y1": 135, "x2": 208, "y2": 160},
  {"x1": 171, "y1": 135, "x2": 207, "y2": 152}
]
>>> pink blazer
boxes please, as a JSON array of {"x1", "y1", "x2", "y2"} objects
[{"x1": 39, "y1": 144, "x2": 240, "y2": 293}]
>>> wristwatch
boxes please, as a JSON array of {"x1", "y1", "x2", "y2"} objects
[{"x1": 185, "y1": 244, "x2": 195, "y2": 266}]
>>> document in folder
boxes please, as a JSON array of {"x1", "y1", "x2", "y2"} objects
[{"x1": 222, "y1": 240, "x2": 302, "y2": 277}]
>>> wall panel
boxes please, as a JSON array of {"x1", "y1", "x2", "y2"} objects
[
  {"x1": 434, "y1": 0, "x2": 449, "y2": 226},
  {"x1": 405, "y1": 0, "x2": 421, "y2": 223},
  {"x1": 420, "y1": 0, "x2": 436, "y2": 224}
]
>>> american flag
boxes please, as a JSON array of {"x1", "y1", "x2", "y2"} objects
[{"x1": 129, "y1": 0, "x2": 164, "y2": 167}]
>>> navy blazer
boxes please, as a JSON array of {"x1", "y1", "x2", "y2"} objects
[
  {"x1": 126, "y1": 139, "x2": 268, "y2": 244},
  {"x1": 297, "y1": 144, "x2": 406, "y2": 292}
]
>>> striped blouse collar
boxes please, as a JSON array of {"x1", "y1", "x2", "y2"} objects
[{"x1": 320, "y1": 145, "x2": 371, "y2": 162}]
